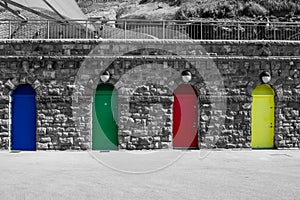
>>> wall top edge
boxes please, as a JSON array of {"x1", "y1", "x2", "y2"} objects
[
  {"x1": 0, "y1": 55, "x2": 299, "y2": 61},
  {"x1": 0, "y1": 39, "x2": 300, "y2": 45}
]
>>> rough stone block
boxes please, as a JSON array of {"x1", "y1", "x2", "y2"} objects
[
  {"x1": 37, "y1": 143, "x2": 48, "y2": 150},
  {"x1": 226, "y1": 143, "x2": 237, "y2": 148},
  {"x1": 59, "y1": 138, "x2": 67, "y2": 144},
  {"x1": 37, "y1": 127, "x2": 47, "y2": 136},
  {"x1": 0, "y1": 132, "x2": 8, "y2": 137},
  {"x1": 0, "y1": 119, "x2": 8, "y2": 126},
  {"x1": 40, "y1": 137, "x2": 51, "y2": 143}
]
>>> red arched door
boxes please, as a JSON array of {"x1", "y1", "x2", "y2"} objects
[{"x1": 173, "y1": 84, "x2": 199, "y2": 149}]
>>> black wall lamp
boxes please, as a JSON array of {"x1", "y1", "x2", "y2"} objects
[
  {"x1": 181, "y1": 70, "x2": 192, "y2": 83},
  {"x1": 100, "y1": 71, "x2": 110, "y2": 83},
  {"x1": 260, "y1": 71, "x2": 271, "y2": 84}
]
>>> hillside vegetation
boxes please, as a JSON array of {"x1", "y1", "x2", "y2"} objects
[
  {"x1": 79, "y1": 0, "x2": 300, "y2": 21},
  {"x1": 174, "y1": 0, "x2": 300, "y2": 20},
  {"x1": 132, "y1": 0, "x2": 300, "y2": 20}
]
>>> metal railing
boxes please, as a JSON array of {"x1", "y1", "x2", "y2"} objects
[{"x1": 1, "y1": 19, "x2": 300, "y2": 41}]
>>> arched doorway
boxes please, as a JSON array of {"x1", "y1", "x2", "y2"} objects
[
  {"x1": 11, "y1": 84, "x2": 36, "y2": 151},
  {"x1": 173, "y1": 84, "x2": 199, "y2": 149},
  {"x1": 251, "y1": 84, "x2": 275, "y2": 148},
  {"x1": 92, "y1": 84, "x2": 118, "y2": 150}
]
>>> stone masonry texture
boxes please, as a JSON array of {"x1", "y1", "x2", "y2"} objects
[{"x1": 0, "y1": 39, "x2": 299, "y2": 150}]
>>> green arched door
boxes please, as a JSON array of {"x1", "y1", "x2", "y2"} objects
[
  {"x1": 251, "y1": 84, "x2": 275, "y2": 148},
  {"x1": 92, "y1": 84, "x2": 118, "y2": 150}
]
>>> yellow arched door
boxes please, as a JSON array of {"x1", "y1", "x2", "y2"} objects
[{"x1": 251, "y1": 84, "x2": 275, "y2": 148}]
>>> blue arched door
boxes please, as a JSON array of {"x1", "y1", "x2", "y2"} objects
[{"x1": 11, "y1": 84, "x2": 36, "y2": 151}]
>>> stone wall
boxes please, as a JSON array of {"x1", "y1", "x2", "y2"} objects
[{"x1": 0, "y1": 39, "x2": 299, "y2": 150}]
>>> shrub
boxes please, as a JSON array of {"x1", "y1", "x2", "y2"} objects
[
  {"x1": 175, "y1": 2, "x2": 202, "y2": 20},
  {"x1": 252, "y1": 0, "x2": 300, "y2": 16},
  {"x1": 217, "y1": 2, "x2": 236, "y2": 18},
  {"x1": 139, "y1": 0, "x2": 183, "y2": 6},
  {"x1": 242, "y1": 1, "x2": 269, "y2": 17},
  {"x1": 175, "y1": 0, "x2": 238, "y2": 19}
]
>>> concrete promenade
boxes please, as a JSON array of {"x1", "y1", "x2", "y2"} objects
[{"x1": 0, "y1": 149, "x2": 299, "y2": 200}]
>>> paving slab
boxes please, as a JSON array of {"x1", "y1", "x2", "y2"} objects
[{"x1": 0, "y1": 150, "x2": 300, "y2": 200}]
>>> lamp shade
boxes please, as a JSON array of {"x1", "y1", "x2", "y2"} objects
[
  {"x1": 100, "y1": 71, "x2": 110, "y2": 83},
  {"x1": 260, "y1": 71, "x2": 271, "y2": 84},
  {"x1": 181, "y1": 70, "x2": 192, "y2": 83}
]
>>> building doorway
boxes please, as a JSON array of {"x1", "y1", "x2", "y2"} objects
[
  {"x1": 92, "y1": 84, "x2": 118, "y2": 150},
  {"x1": 251, "y1": 84, "x2": 275, "y2": 148},
  {"x1": 11, "y1": 84, "x2": 36, "y2": 151},
  {"x1": 173, "y1": 84, "x2": 199, "y2": 149}
]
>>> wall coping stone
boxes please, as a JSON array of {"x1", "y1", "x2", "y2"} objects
[
  {"x1": 0, "y1": 55, "x2": 300, "y2": 61},
  {"x1": 1, "y1": 39, "x2": 300, "y2": 46}
]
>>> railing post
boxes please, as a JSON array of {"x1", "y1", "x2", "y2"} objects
[
  {"x1": 200, "y1": 21, "x2": 203, "y2": 40},
  {"x1": 47, "y1": 20, "x2": 50, "y2": 39},
  {"x1": 124, "y1": 20, "x2": 127, "y2": 40},
  {"x1": 162, "y1": 20, "x2": 165, "y2": 40},
  {"x1": 9, "y1": 20, "x2": 11, "y2": 38},
  {"x1": 237, "y1": 22, "x2": 240, "y2": 40},
  {"x1": 273, "y1": 22, "x2": 276, "y2": 40},
  {"x1": 85, "y1": 20, "x2": 88, "y2": 39}
]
